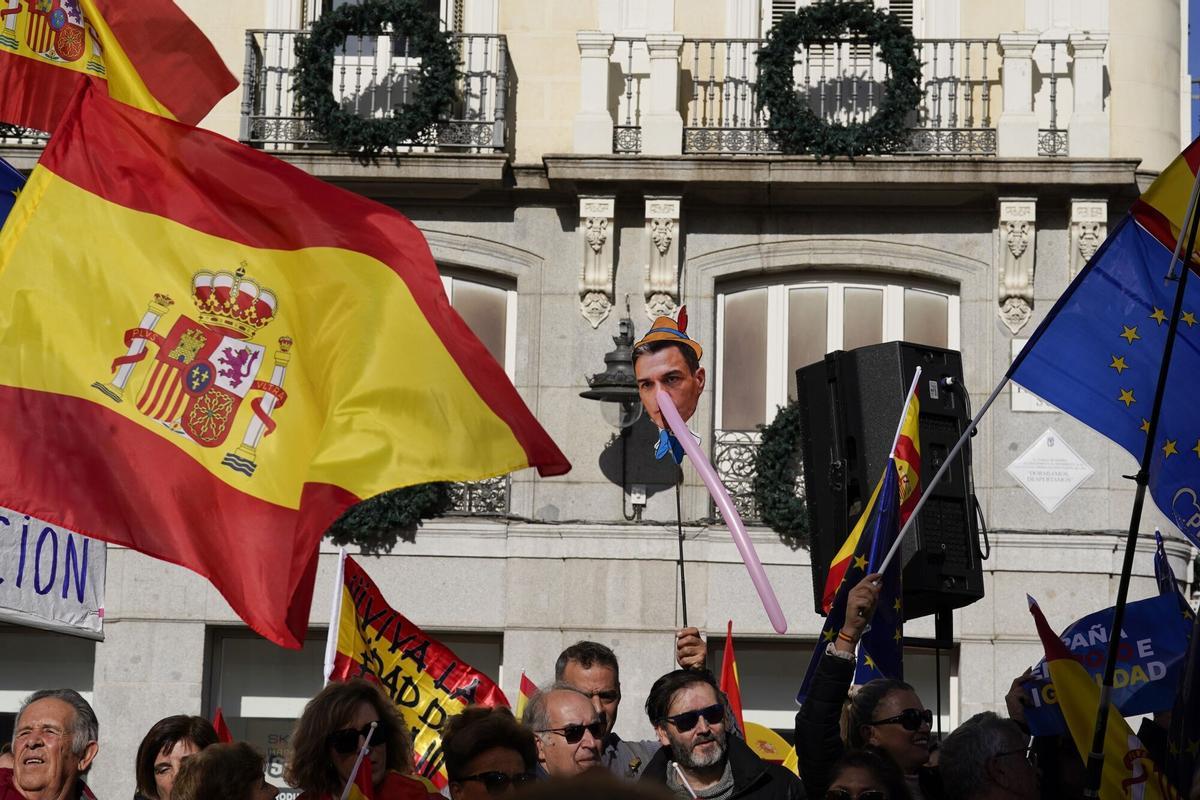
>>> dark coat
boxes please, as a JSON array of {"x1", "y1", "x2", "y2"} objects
[
  {"x1": 641, "y1": 733, "x2": 805, "y2": 800},
  {"x1": 795, "y1": 646, "x2": 856, "y2": 799}
]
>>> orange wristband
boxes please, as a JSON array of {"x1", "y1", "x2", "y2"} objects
[{"x1": 837, "y1": 631, "x2": 856, "y2": 645}]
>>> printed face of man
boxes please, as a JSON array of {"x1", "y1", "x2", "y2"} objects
[
  {"x1": 535, "y1": 691, "x2": 602, "y2": 778},
  {"x1": 654, "y1": 683, "x2": 726, "y2": 772},
  {"x1": 13, "y1": 698, "x2": 97, "y2": 798},
  {"x1": 635, "y1": 346, "x2": 705, "y2": 429}
]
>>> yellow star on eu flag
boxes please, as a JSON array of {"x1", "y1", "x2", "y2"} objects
[
  {"x1": 893, "y1": 628, "x2": 902, "y2": 643},
  {"x1": 853, "y1": 554, "x2": 868, "y2": 571},
  {"x1": 893, "y1": 598, "x2": 902, "y2": 612},
  {"x1": 1118, "y1": 388, "x2": 1135, "y2": 407},
  {"x1": 864, "y1": 654, "x2": 877, "y2": 670},
  {"x1": 1187, "y1": 738, "x2": 1200, "y2": 757},
  {"x1": 1193, "y1": 439, "x2": 1200, "y2": 458},
  {"x1": 1150, "y1": 307, "x2": 1167, "y2": 325},
  {"x1": 1121, "y1": 325, "x2": 1140, "y2": 343},
  {"x1": 822, "y1": 629, "x2": 835, "y2": 642},
  {"x1": 1183, "y1": 311, "x2": 1198, "y2": 327},
  {"x1": 1140, "y1": 418, "x2": 1151, "y2": 433},
  {"x1": 1163, "y1": 439, "x2": 1178, "y2": 458},
  {"x1": 1109, "y1": 355, "x2": 1128, "y2": 374}
]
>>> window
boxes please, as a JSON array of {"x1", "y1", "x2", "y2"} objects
[
  {"x1": 764, "y1": 0, "x2": 919, "y2": 33},
  {"x1": 441, "y1": 272, "x2": 518, "y2": 380},
  {"x1": 0, "y1": 627, "x2": 95, "y2": 744},
  {"x1": 716, "y1": 277, "x2": 958, "y2": 430},
  {"x1": 206, "y1": 627, "x2": 501, "y2": 797}
]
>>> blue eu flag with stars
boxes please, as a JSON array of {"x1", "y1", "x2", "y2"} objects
[
  {"x1": 1010, "y1": 217, "x2": 1200, "y2": 549},
  {"x1": 0, "y1": 157, "x2": 23, "y2": 228}
]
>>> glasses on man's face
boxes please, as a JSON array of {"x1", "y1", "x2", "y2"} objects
[
  {"x1": 327, "y1": 721, "x2": 387, "y2": 755},
  {"x1": 994, "y1": 747, "x2": 1039, "y2": 770},
  {"x1": 459, "y1": 771, "x2": 537, "y2": 795},
  {"x1": 664, "y1": 704, "x2": 725, "y2": 733},
  {"x1": 824, "y1": 790, "x2": 886, "y2": 800},
  {"x1": 869, "y1": 708, "x2": 933, "y2": 732},
  {"x1": 536, "y1": 720, "x2": 605, "y2": 744}
]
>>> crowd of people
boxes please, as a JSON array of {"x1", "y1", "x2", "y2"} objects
[{"x1": 5, "y1": 571, "x2": 1179, "y2": 800}]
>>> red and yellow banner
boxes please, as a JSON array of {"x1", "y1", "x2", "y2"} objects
[
  {"x1": 718, "y1": 620, "x2": 744, "y2": 733},
  {"x1": 0, "y1": 87, "x2": 569, "y2": 647},
  {"x1": 515, "y1": 672, "x2": 538, "y2": 721},
  {"x1": 1132, "y1": 137, "x2": 1200, "y2": 260},
  {"x1": 332, "y1": 556, "x2": 509, "y2": 787},
  {"x1": 0, "y1": 0, "x2": 235, "y2": 132}
]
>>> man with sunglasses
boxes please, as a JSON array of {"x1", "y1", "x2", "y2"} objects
[
  {"x1": 938, "y1": 712, "x2": 1039, "y2": 800},
  {"x1": 640, "y1": 670, "x2": 804, "y2": 800},
  {"x1": 524, "y1": 684, "x2": 605, "y2": 779},
  {"x1": 555, "y1": 632, "x2": 706, "y2": 780}
]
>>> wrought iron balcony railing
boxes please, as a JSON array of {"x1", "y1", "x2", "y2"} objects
[
  {"x1": 241, "y1": 29, "x2": 509, "y2": 153},
  {"x1": 713, "y1": 429, "x2": 768, "y2": 522},
  {"x1": 448, "y1": 475, "x2": 510, "y2": 515}
]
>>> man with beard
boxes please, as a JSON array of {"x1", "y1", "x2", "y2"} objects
[{"x1": 640, "y1": 670, "x2": 803, "y2": 800}]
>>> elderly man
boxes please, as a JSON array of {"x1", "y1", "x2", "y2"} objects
[
  {"x1": 940, "y1": 711, "x2": 1040, "y2": 800},
  {"x1": 525, "y1": 683, "x2": 604, "y2": 779},
  {"x1": 555, "y1": 632, "x2": 705, "y2": 780},
  {"x1": 641, "y1": 670, "x2": 802, "y2": 800},
  {"x1": 1, "y1": 689, "x2": 99, "y2": 800}
]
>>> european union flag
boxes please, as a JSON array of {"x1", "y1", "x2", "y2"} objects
[
  {"x1": 0, "y1": 157, "x2": 23, "y2": 228},
  {"x1": 1009, "y1": 217, "x2": 1200, "y2": 548},
  {"x1": 796, "y1": 461, "x2": 902, "y2": 702}
]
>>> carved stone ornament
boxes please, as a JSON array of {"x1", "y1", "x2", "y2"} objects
[
  {"x1": 579, "y1": 197, "x2": 616, "y2": 328},
  {"x1": 998, "y1": 200, "x2": 1037, "y2": 334},
  {"x1": 1070, "y1": 200, "x2": 1107, "y2": 279},
  {"x1": 644, "y1": 197, "x2": 681, "y2": 320}
]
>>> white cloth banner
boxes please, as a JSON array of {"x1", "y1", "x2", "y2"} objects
[{"x1": 0, "y1": 508, "x2": 105, "y2": 640}]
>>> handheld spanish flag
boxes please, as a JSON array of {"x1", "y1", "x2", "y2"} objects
[
  {"x1": 0, "y1": 0, "x2": 236, "y2": 132},
  {"x1": 718, "y1": 620, "x2": 745, "y2": 735},
  {"x1": 515, "y1": 672, "x2": 538, "y2": 721},
  {"x1": 211, "y1": 708, "x2": 233, "y2": 744},
  {"x1": 0, "y1": 86, "x2": 569, "y2": 648},
  {"x1": 1030, "y1": 596, "x2": 1180, "y2": 800}
]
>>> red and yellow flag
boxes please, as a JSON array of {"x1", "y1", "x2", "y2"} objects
[
  {"x1": 1132, "y1": 137, "x2": 1200, "y2": 258},
  {"x1": 332, "y1": 555, "x2": 508, "y2": 788},
  {"x1": 0, "y1": 0, "x2": 236, "y2": 132},
  {"x1": 1030, "y1": 597, "x2": 1180, "y2": 800},
  {"x1": 718, "y1": 620, "x2": 745, "y2": 734},
  {"x1": 0, "y1": 87, "x2": 569, "y2": 647},
  {"x1": 515, "y1": 672, "x2": 538, "y2": 721}
]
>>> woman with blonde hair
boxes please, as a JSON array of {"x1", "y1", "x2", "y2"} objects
[{"x1": 287, "y1": 678, "x2": 438, "y2": 799}]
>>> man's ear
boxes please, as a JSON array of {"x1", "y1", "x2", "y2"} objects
[
  {"x1": 655, "y1": 724, "x2": 672, "y2": 749},
  {"x1": 695, "y1": 365, "x2": 706, "y2": 393},
  {"x1": 535, "y1": 734, "x2": 548, "y2": 765},
  {"x1": 77, "y1": 740, "x2": 99, "y2": 773}
]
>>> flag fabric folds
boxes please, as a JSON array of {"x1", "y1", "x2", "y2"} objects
[
  {"x1": 1030, "y1": 597, "x2": 1179, "y2": 800},
  {"x1": 1008, "y1": 140, "x2": 1200, "y2": 549},
  {"x1": 331, "y1": 556, "x2": 509, "y2": 788},
  {"x1": 0, "y1": 0, "x2": 236, "y2": 133},
  {"x1": 515, "y1": 672, "x2": 538, "y2": 721},
  {"x1": 719, "y1": 620, "x2": 745, "y2": 734},
  {"x1": 0, "y1": 87, "x2": 570, "y2": 647}
]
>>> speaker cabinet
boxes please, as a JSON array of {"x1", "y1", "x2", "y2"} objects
[{"x1": 796, "y1": 341, "x2": 984, "y2": 620}]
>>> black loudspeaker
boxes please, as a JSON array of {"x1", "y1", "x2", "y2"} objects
[{"x1": 796, "y1": 341, "x2": 984, "y2": 621}]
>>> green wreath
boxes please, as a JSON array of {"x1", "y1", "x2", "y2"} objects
[
  {"x1": 293, "y1": 0, "x2": 459, "y2": 158},
  {"x1": 756, "y1": 2, "x2": 921, "y2": 157},
  {"x1": 325, "y1": 483, "x2": 453, "y2": 555},
  {"x1": 753, "y1": 402, "x2": 810, "y2": 549}
]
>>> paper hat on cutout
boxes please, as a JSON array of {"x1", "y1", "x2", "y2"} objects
[{"x1": 634, "y1": 305, "x2": 703, "y2": 360}]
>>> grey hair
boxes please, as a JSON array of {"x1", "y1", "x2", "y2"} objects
[
  {"x1": 16, "y1": 689, "x2": 99, "y2": 768},
  {"x1": 523, "y1": 682, "x2": 594, "y2": 736},
  {"x1": 938, "y1": 711, "x2": 1027, "y2": 800}
]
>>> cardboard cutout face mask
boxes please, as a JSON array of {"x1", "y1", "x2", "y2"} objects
[{"x1": 633, "y1": 309, "x2": 704, "y2": 430}]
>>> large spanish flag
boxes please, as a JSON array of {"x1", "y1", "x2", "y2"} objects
[
  {"x1": 0, "y1": 0, "x2": 235, "y2": 132},
  {"x1": 0, "y1": 86, "x2": 570, "y2": 647}
]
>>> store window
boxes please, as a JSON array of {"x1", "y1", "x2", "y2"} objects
[
  {"x1": 0, "y1": 627, "x2": 95, "y2": 744},
  {"x1": 205, "y1": 627, "x2": 502, "y2": 798}
]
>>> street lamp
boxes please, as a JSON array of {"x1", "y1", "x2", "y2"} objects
[{"x1": 580, "y1": 315, "x2": 643, "y2": 429}]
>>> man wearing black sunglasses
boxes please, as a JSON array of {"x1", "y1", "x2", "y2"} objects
[
  {"x1": 640, "y1": 670, "x2": 804, "y2": 800},
  {"x1": 524, "y1": 684, "x2": 604, "y2": 779}
]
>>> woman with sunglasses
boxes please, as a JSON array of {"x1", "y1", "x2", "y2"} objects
[
  {"x1": 797, "y1": 574, "x2": 934, "y2": 799},
  {"x1": 442, "y1": 706, "x2": 538, "y2": 799},
  {"x1": 824, "y1": 747, "x2": 912, "y2": 800},
  {"x1": 286, "y1": 679, "x2": 439, "y2": 800}
]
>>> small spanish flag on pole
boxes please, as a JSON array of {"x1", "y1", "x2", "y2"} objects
[
  {"x1": 515, "y1": 672, "x2": 539, "y2": 721},
  {"x1": 718, "y1": 620, "x2": 745, "y2": 735}
]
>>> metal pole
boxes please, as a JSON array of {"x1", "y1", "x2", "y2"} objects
[{"x1": 1082, "y1": 182, "x2": 1200, "y2": 798}]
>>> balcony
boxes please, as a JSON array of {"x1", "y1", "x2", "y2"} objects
[
  {"x1": 581, "y1": 30, "x2": 1106, "y2": 159},
  {"x1": 240, "y1": 29, "x2": 509, "y2": 153}
]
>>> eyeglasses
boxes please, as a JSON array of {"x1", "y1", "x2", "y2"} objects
[
  {"x1": 578, "y1": 689, "x2": 621, "y2": 703},
  {"x1": 459, "y1": 771, "x2": 537, "y2": 795},
  {"x1": 536, "y1": 721, "x2": 604, "y2": 744},
  {"x1": 994, "y1": 748, "x2": 1039, "y2": 770},
  {"x1": 824, "y1": 790, "x2": 886, "y2": 800},
  {"x1": 869, "y1": 708, "x2": 933, "y2": 732},
  {"x1": 664, "y1": 704, "x2": 725, "y2": 732},
  {"x1": 327, "y1": 722, "x2": 387, "y2": 755}
]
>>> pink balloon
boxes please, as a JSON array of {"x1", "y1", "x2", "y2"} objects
[{"x1": 657, "y1": 390, "x2": 788, "y2": 634}]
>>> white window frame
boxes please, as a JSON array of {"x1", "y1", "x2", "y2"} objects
[
  {"x1": 441, "y1": 272, "x2": 518, "y2": 382},
  {"x1": 760, "y1": 0, "x2": 925, "y2": 37},
  {"x1": 715, "y1": 276, "x2": 959, "y2": 430}
]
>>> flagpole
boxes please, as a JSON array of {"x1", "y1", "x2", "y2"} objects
[
  {"x1": 323, "y1": 548, "x2": 347, "y2": 687},
  {"x1": 1081, "y1": 167, "x2": 1200, "y2": 798},
  {"x1": 338, "y1": 721, "x2": 377, "y2": 800},
  {"x1": 877, "y1": 374, "x2": 1010, "y2": 576}
]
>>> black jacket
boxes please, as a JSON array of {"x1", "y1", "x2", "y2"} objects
[
  {"x1": 641, "y1": 734, "x2": 806, "y2": 800},
  {"x1": 795, "y1": 646, "x2": 855, "y2": 799}
]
